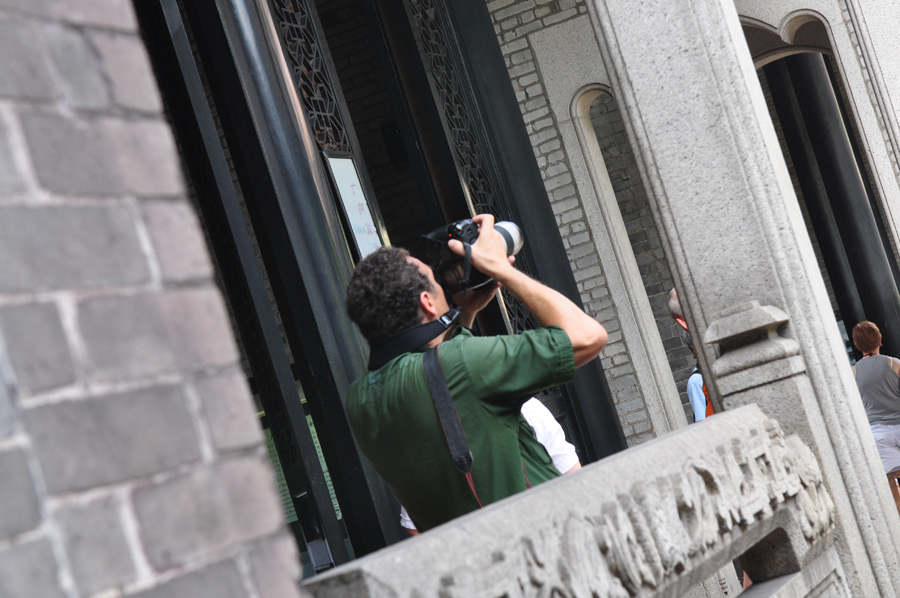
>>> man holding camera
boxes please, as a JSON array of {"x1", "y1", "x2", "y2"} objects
[{"x1": 345, "y1": 214, "x2": 607, "y2": 532}]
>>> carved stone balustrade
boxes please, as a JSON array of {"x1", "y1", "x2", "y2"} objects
[{"x1": 303, "y1": 405, "x2": 846, "y2": 598}]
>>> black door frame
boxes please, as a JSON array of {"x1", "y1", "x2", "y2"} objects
[{"x1": 136, "y1": 0, "x2": 627, "y2": 567}]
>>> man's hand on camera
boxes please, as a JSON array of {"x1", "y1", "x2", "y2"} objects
[
  {"x1": 447, "y1": 214, "x2": 515, "y2": 284},
  {"x1": 447, "y1": 214, "x2": 607, "y2": 367}
]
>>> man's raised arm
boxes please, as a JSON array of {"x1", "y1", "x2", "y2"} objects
[{"x1": 448, "y1": 215, "x2": 607, "y2": 367}]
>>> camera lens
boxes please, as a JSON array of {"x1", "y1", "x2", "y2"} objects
[{"x1": 494, "y1": 221, "x2": 523, "y2": 256}]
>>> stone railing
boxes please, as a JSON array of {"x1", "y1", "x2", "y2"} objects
[{"x1": 302, "y1": 405, "x2": 846, "y2": 597}]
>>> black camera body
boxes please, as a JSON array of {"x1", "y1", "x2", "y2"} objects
[{"x1": 416, "y1": 218, "x2": 523, "y2": 297}]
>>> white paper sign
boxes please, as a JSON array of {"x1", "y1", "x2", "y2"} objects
[{"x1": 326, "y1": 156, "x2": 382, "y2": 258}]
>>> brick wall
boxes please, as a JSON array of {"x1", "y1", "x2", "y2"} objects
[
  {"x1": 487, "y1": 0, "x2": 655, "y2": 443},
  {"x1": 0, "y1": 2, "x2": 302, "y2": 597}
]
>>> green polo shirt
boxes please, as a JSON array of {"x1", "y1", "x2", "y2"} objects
[{"x1": 347, "y1": 326, "x2": 575, "y2": 532}]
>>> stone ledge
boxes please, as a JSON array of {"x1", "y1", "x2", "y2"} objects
[{"x1": 303, "y1": 405, "x2": 835, "y2": 598}]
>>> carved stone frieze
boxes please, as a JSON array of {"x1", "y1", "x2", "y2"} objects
[{"x1": 303, "y1": 406, "x2": 837, "y2": 598}]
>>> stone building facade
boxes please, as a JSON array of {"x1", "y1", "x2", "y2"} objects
[{"x1": 2, "y1": 0, "x2": 900, "y2": 596}]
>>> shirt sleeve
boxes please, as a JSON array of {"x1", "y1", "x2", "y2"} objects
[
  {"x1": 520, "y1": 398, "x2": 579, "y2": 474},
  {"x1": 450, "y1": 326, "x2": 575, "y2": 407},
  {"x1": 687, "y1": 372, "x2": 706, "y2": 422},
  {"x1": 399, "y1": 505, "x2": 416, "y2": 530}
]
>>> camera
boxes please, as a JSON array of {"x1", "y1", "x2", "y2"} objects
[{"x1": 415, "y1": 218, "x2": 523, "y2": 296}]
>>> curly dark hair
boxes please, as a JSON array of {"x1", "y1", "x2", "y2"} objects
[{"x1": 346, "y1": 247, "x2": 433, "y2": 345}]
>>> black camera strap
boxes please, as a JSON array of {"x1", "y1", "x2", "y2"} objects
[
  {"x1": 422, "y1": 347, "x2": 482, "y2": 508},
  {"x1": 367, "y1": 309, "x2": 461, "y2": 371}
]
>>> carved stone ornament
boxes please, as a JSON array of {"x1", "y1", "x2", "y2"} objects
[
  {"x1": 303, "y1": 405, "x2": 837, "y2": 598},
  {"x1": 704, "y1": 301, "x2": 806, "y2": 396}
]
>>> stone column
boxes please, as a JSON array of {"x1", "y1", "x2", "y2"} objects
[
  {"x1": 585, "y1": 0, "x2": 900, "y2": 595},
  {"x1": 784, "y1": 52, "x2": 900, "y2": 356},
  {"x1": 763, "y1": 59, "x2": 867, "y2": 340}
]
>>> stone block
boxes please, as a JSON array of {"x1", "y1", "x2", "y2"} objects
[
  {"x1": 195, "y1": 372, "x2": 262, "y2": 452},
  {"x1": 0, "y1": 205, "x2": 149, "y2": 293},
  {"x1": 25, "y1": 385, "x2": 201, "y2": 494},
  {"x1": 79, "y1": 288, "x2": 238, "y2": 381},
  {"x1": 48, "y1": 0, "x2": 137, "y2": 30},
  {"x1": 131, "y1": 560, "x2": 247, "y2": 598},
  {"x1": 0, "y1": 21, "x2": 55, "y2": 101},
  {"x1": 21, "y1": 111, "x2": 182, "y2": 196},
  {"x1": 133, "y1": 456, "x2": 283, "y2": 570},
  {"x1": 0, "y1": 0, "x2": 48, "y2": 15},
  {"x1": 0, "y1": 447, "x2": 41, "y2": 540},
  {"x1": 0, "y1": 378, "x2": 13, "y2": 439},
  {"x1": 21, "y1": 110, "x2": 125, "y2": 195},
  {"x1": 0, "y1": 119, "x2": 20, "y2": 195},
  {"x1": 0, "y1": 538, "x2": 65, "y2": 598},
  {"x1": 45, "y1": 24, "x2": 110, "y2": 110},
  {"x1": 0, "y1": 303, "x2": 75, "y2": 393},
  {"x1": 250, "y1": 534, "x2": 304, "y2": 598},
  {"x1": 91, "y1": 32, "x2": 162, "y2": 113},
  {"x1": 105, "y1": 119, "x2": 184, "y2": 196},
  {"x1": 142, "y1": 200, "x2": 213, "y2": 282},
  {"x1": 55, "y1": 497, "x2": 135, "y2": 595}
]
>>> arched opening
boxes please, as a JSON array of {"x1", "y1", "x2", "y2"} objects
[
  {"x1": 573, "y1": 86, "x2": 697, "y2": 426},
  {"x1": 744, "y1": 16, "x2": 900, "y2": 360}
]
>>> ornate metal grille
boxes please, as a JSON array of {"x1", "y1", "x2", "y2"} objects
[
  {"x1": 407, "y1": 0, "x2": 539, "y2": 334},
  {"x1": 268, "y1": 0, "x2": 351, "y2": 152},
  {"x1": 408, "y1": 0, "x2": 495, "y2": 215}
]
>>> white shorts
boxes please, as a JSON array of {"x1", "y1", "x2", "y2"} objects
[{"x1": 869, "y1": 423, "x2": 900, "y2": 472}]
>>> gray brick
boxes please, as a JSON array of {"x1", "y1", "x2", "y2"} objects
[
  {"x1": 25, "y1": 386, "x2": 201, "y2": 494},
  {"x1": 249, "y1": 534, "x2": 303, "y2": 598},
  {"x1": 21, "y1": 111, "x2": 182, "y2": 196},
  {"x1": 0, "y1": 540, "x2": 65, "y2": 597},
  {"x1": 0, "y1": 21, "x2": 55, "y2": 101},
  {"x1": 45, "y1": 24, "x2": 110, "y2": 111},
  {"x1": 56, "y1": 497, "x2": 135, "y2": 595},
  {"x1": 608, "y1": 374, "x2": 637, "y2": 392},
  {"x1": 0, "y1": 379, "x2": 13, "y2": 439},
  {"x1": 543, "y1": 7, "x2": 578, "y2": 26},
  {"x1": 131, "y1": 561, "x2": 247, "y2": 598},
  {"x1": 0, "y1": 303, "x2": 75, "y2": 394},
  {"x1": 507, "y1": 63, "x2": 535, "y2": 79},
  {"x1": 48, "y1": 0, "x2": 137, "y2": 30},
  {"x1": 0, "y1": 0, "x2": 48, "y2": 15},
  {"x1": 143, "y1": 200, "x2": 213, "y2": 282},
  {"x1": 514, "y1": 21, "x2": 543, "y2": 37},
  {"x1": 494, "y1": 0, "x2": 534, "y2": 22},
  {"x1": 134, "y1": 456, "x2": 283, "y2": 570},
  {"x1": 0, "y1": 120, "x2": 20, "y2": 195},
  {"x1": 80, "y1": 288, "x2": 238, "y2": 381},
  {"x1": 196, "y1": 372, "x2": 262, "y2": 452},
  {"x1": 22, "y1": 111, "x2": 124, "y2": 195},
  {"x1": 633, "y1": 420, "x2": 653, "y2": 435},
  {"x1": 0, "y1": 205, "x2": 149, "y2": 293},
  {"x1": 0, "y1": 447, "x2": 40, "y2": 540},
  {"x1": 91, "y1": 32, "x2": 162, "y2": 113},
  {"x1": 107, "y1": 118, "x2": 184, "y2": 195},
  {"x1": 500, "y1": 37, "x2": 528, "y2": 55}
]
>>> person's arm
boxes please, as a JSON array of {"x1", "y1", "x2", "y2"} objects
[
  {"x1": 521, "y1": 398, "x2": 581, "y2": 474},
  {"x1": 449, "y1": 215, "x2": 607, "y2": 367}
]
